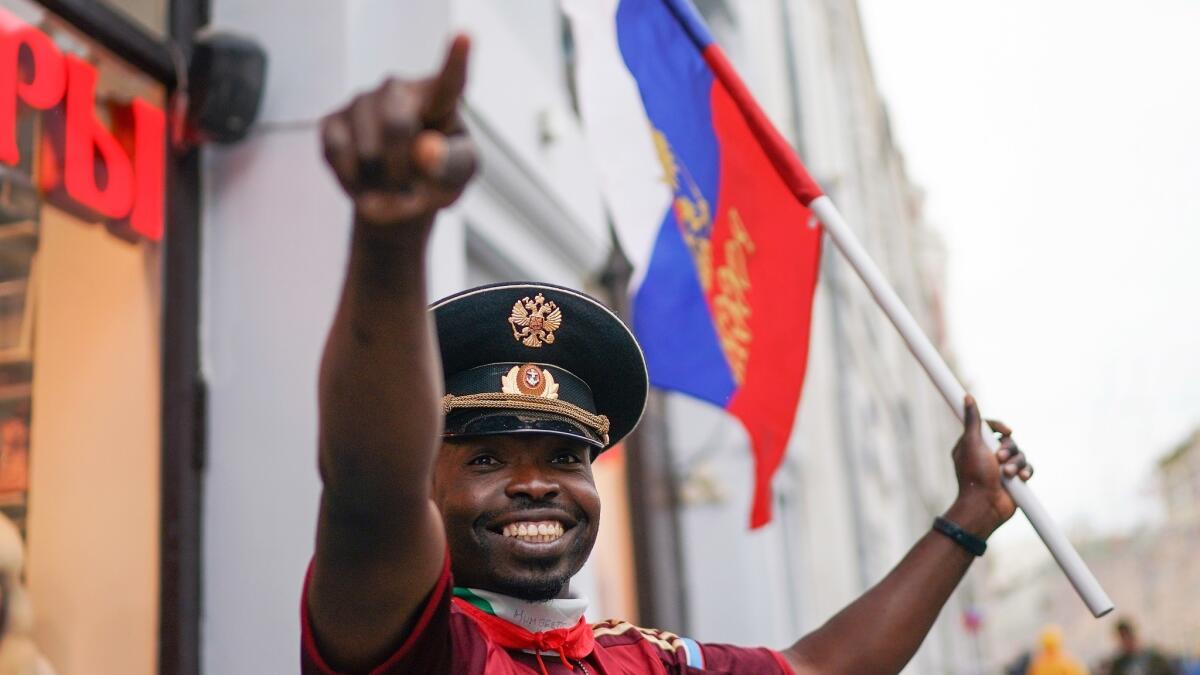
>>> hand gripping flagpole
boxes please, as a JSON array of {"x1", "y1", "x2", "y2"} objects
[{"x1": 809, "y1": 197, "x2": 1114, "y2": 618}]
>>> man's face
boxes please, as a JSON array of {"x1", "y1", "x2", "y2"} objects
[{"x1": 432, "y1": 433, "x2": 600, "y2": 602}]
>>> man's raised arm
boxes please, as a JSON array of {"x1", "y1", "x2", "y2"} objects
[
  {"x1": 307, "y1": 37, "x2": 476, "y2": 672},
  {"x1": 783, "y1": 397, "x2": 1034, "y2": 675}
]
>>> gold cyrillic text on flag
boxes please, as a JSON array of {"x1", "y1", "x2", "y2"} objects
[
  {"x1": 653, "y1": 129, "x2": 713, "y2": 292},
  {"x1": 713, "y1": 208, "x2": 755, "y2": 384}
]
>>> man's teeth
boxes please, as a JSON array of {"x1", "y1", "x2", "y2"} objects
[{"x1": 501, "y1": 521, "x2": 565, "y2": 542}]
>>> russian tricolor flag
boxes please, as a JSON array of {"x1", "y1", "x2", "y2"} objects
[{"x1": 565, "y1": 0, "x2": 825, "y2": 527}]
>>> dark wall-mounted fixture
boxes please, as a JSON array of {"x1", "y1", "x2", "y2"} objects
[{"x1": 181, "y1": 31, "x2": 267, "y2": 146}]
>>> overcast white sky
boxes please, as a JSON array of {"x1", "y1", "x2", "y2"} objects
[{"x1": 856, "y1": 0, "x2": 1200, "y2": 544}]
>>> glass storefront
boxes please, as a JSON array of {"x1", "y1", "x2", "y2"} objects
[
  {"x1": 105, "y1": 0, "x2": 168, "y2": 39},
  {"x1": 0, "y1": 1, "x2": 166, "y2": 671}
]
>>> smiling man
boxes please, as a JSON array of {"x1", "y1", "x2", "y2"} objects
[
  {"x1": 301, "y1": 37, "x2": 1033, "y2": 675},
  {"x1": 429, "y1": 283, "x2": 646, "y2": 614}
]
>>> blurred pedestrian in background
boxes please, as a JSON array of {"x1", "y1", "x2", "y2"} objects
[
  {"x1": 1007, "y1": 650, "x2": 1034, "y2": 675},
  {"x1": 1099, "y1": 618, "x2": 1175, "y2": 675},
  {"x1": 1183, "y1": 648, "x2": 1200, "y2": 675},
  {"x1": 1028, "y1": 625, "x2": 1088, "y2": 675}
]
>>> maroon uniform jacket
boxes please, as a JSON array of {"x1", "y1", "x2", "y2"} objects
[{"x1": 302, "y1": 555, "x2": 793, "y2": 674}]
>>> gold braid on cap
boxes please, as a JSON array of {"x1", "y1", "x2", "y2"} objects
[{"x1": 441, "y1": 393, "x2": 611, "y2": 445}]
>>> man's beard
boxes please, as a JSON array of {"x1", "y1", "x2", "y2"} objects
[
  {"x1": 486, "y1": 564, "x2": 571, "y2": 602},
  {"x1": 475, "y1": 526, "x2": 591, "y2": 601}
]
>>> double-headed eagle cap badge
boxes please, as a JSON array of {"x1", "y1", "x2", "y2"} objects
[{"x1": 509, "y1": 293, "x2": 562, "y2": 348}]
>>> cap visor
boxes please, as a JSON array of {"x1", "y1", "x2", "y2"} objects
[{"x1": 443, "y1": 409, "x2": 605, "y2": 449}]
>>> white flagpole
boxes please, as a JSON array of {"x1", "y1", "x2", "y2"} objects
[{"x1": 809, "y1": 196, "x2": 1114, "y2": 618}]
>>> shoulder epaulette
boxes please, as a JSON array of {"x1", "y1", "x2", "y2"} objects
[{"x1": 591, "y1": 619, "x2": 704, "y2": 667}]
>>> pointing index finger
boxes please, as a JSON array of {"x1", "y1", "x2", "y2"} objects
[{"x1": 422, "y1": 34, "x2": 471, "y2": 127}]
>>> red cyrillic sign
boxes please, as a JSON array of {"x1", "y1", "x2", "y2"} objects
[{"x1": 0, "y1": 8, "x2": 165, "y2": 241}]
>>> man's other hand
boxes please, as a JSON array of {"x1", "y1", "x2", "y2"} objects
[
  {"x1": 945, "y1": 395, "x2": 1033, "y2": 539},
  {"x1": 321, "y1": 34, "x2": 477, "y2": 227}
]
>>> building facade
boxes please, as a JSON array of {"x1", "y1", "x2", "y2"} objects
[
  {"x1": 0, "y1": 0, "x2": 990, "y2": 673},
  {"x1": 1161, "y1": 430, "x2": 1200, "y2": 527},
  {"x1": 983, "y1": 430, "x2": 1200, "y2": 670}
]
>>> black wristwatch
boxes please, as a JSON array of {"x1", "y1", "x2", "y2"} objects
[{"x1": 932, "y1": 516, "x2": 987, "y2": 557}]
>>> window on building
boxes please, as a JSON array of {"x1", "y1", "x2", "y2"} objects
[
  {"x1": 559, "y1": 9, "x2": 579, "y2": 117},
  {"x1": 465, "y1": 225, "x2": 512, "y2": 288},
  {"x1": 104, "y1": 0, "x2": 167, "y2": 39}
]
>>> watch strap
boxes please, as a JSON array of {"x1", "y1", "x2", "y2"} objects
[{"x1": 933, "y1": 516, "x2": 987, "y2": 557}]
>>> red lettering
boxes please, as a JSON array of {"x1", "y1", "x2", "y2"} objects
[
  {"x1": 0, "y1": 8, "x2": 165, "y2": 241},
  {"x1": 0, "y1": 11, "x2": 66, "y2": 165},
  {"x1": 37, "y1": 119, "x2": 60, "y2": 191},
  {"x1": 110, "y1": 98, "x2": 165, "y2": 242},
  {"x1": 127, "y1": 99, "x2": 164, "y2": 241},
  {"x1": 63, "y1": 56, "x2": 134, "y2": 220}
]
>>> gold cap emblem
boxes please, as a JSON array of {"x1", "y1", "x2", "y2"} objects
[
  {"x1": 508, "y1": 293, "x2": 562, "y2": 348},
  {"x1": 501, "y1": 364, "x2": 559, "y2": 399}
]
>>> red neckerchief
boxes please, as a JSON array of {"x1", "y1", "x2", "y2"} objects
[{"x1": 453, "y1": 597, "x2": 595, "y2": 675}]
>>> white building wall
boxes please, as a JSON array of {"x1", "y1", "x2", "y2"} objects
[
  {"x1": 200, "y1": 1, "x2": 604, "y2": 672},
  {"x1": 199, "y1": 0, "x2": 976, "y2": 672}
]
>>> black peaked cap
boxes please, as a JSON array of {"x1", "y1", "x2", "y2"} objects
[{"x1": 431, "y1": 282, "x2": 647, "y2": 451}]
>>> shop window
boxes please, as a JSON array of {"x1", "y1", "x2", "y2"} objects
[
  {"x1": 104, "y1": 0, "x2": 168, "y2": 39},
  {"x1": 0, "y1": 2, "x2": 166, "y2": 672},
  {"x1": 465, "y1": 225, "x2": 515, "y2": 288}
]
